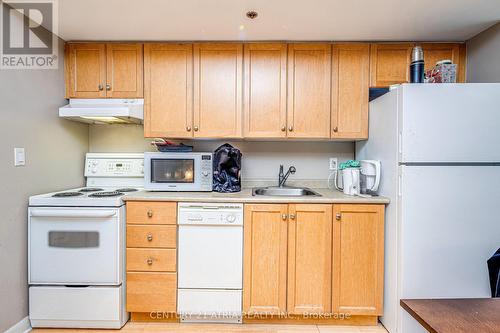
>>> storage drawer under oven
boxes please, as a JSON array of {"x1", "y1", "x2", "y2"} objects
[{"x1": 28, "y1": 207, "x2": 123, "y2": 285}]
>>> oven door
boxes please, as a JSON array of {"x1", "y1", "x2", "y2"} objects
[{"x1": 28, "y1": 207, "x2": 123, "y2": 285}]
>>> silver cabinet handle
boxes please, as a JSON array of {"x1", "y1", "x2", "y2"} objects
[
  {"x1": 336, "y1": 213, "x2": 341, "y2": 221},
  {"x1": 147, "y1": 233, "x2": 153, "y2": 241}
]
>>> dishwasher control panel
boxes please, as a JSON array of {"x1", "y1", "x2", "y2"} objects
[{"x1": 177, "y1": 203, "x2": 243, "y2": 226}]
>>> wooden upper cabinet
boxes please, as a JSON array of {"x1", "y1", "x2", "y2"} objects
[
  {"x1": 421, "y1": 43, "x2": 466, "y2": 82},
  {"x1": 370, "y1": 43, "x2": 414, "y2": 87},
  {"x1": 106, "y1": 43, "x2": 143, "y2": 98},
  {"x1": 66, "y1": 43, "x2": 143, "y2": 98},
  {"x1": 243, "y1": 43, "x2": 287, "y2": 138},
  {"x1": 331, "y1": 44, "x2": 370, "y2": 140},
  {"x1": 287, "y1": 44, "x2": 331, "y2": 139},
  {"x1": 243, "y1": 204, "x2": 288, "y2": 315},
  {"x1": 144, "y1": 44, "x2": 193, "y2": 138},
  {"x1": 332, "y1": 204, "x2": 384, "y2": 316},
  {"x1": 193, "y1": 43, "x2": 243, "y2": 138},
  {"x1": 67, "y1": 43, "x2": 106, "y2": 98},
  {"x1": 287, "y1": 204, "x2": 332, "y2": 314}
]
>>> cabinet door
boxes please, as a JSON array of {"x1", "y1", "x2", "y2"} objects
[
  {"x1": 421, "y1": 43, "x2": 466, "y2": 82},
  {"x1": 287, "y1": 204, "x2": 332, "y2": 314},
  {"x1": 193, "y1": 43, "x2": 243, "y2": 138},
  {"x1": 243, "y1": 204, "x2": 288, "y2": 315},
  {"x1": 370, "y1": 43, "x2": 414, "y2": 87},
  {"x1": 126, "y1": 272, "x2": 177, "y2": 313},
  {"x1": 287, "y1": 44, "x2": 331, "y2": 138},
  {"x1": 331, "y1": 44, "x2": 370, "y2": 140},
  {"x1": 332, "y1": 204, "x2": 384, "y2": 315},
  {"x1": 106, "y1": 43, "x2": 143, "y2": 98},
  {"x1": 144, "y1": 43, "x2": 193, "y2": 138},
  {"x1": 243, "y1": 43, "x2": 287, "y2": 138},
  {"x1": 67, "y1": 43, "x2": 106, "y2": 98}
]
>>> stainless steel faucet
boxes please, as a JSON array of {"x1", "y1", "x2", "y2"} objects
[{"x1": 278, "y1": 165, "x2": 296, "y2": 187}]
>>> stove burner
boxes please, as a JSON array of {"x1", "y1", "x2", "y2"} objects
[
  {"x1": 52, "y1": 192, "x2": 84, "y2": 197},
  {"x1": 89, "y1": 191, "x2": 124, "y2": 198},
  {"x1": 79, "y1": 188, "x2": 104, "y2": 192},
  {"x1": 115, "y1": 188, "x2": 138, "y2": 192}
]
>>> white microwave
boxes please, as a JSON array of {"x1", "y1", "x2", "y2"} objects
[{"x1": 144, "y1": 152, "x2": 213, "y2": 191}]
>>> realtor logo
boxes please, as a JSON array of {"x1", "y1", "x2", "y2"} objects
[{"x1": 1, "y1": 0, "x2": 58, "y2": 69}]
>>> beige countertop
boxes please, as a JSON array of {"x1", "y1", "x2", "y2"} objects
[{"x1": 123, "y1": 187, "x2": 390, "y2": 204}]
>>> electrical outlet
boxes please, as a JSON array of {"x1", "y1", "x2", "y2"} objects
[{"x1": 329, "y1": 157, "x2": 338, "y2": 171}]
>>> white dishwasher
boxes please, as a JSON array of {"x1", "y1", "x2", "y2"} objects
[{"x1": 177, "y1": 202, "x2": 243, "y2": 323}]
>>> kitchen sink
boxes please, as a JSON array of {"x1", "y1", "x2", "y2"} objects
[{"x1": 252, "y1": 186, "x2": 321, "y2": 197}]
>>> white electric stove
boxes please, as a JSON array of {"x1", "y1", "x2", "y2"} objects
[{"x1": 28, "y1": 153, "x2": 144, "y2": 329}]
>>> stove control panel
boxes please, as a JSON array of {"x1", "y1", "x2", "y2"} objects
[{"x1": 85, "y1": 154, "x2": 144, "y2": 177}]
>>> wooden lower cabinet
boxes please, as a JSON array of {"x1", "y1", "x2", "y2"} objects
[
  {"x1": 332, "y1": 204, "x2": 385, "y2": 315},
  {"x1": 243, "y1": 203, "x2": 385, "y2": 320},
  {"x1": 243, "y1": 203, "x2": 333, "y2": 316},
  {"x1": 126, "y1": 272, "x2": 177, "y2": 313},
  {"x1": 243, "y1": 204, "x2": 288, "y2": 315},
  {"x1": 287, "y1": 204, "x2": 333, "y2": 314},
  {"x1": 126, "y1": 201, "x2": 178, "y2": 316}
]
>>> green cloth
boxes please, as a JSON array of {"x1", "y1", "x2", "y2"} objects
[{"x1": 339, "y1": 160, "x2": 360, "y2": 170}]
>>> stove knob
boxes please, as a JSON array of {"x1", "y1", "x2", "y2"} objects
[
  {"x1": 226, "y1": 214, "x2": 236, "y2": 223},
  {"x1": 202, "y1": 171, "x2": 209, "y2": 177},
  {"x1": 91, "y1": 168, "x2": 97, "y2": 173}
]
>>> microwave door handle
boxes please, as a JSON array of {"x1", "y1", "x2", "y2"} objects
[{"x1": 30, "y1": 209, "x2": 117, "y2": 218}]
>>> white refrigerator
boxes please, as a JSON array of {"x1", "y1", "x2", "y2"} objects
[{"x1": 356, "y1": 84, "x2": 500, "y2": 333}]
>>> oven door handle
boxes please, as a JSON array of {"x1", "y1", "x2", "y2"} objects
[{"x1": 30, "y1": 209, "x2": 117, "y2": 218}]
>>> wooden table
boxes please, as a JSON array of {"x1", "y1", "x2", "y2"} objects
[{"x1": 401, "y1": 298, "x2": 500, "y2": 333}]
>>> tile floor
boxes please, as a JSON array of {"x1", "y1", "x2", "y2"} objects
[{"x1": 32, "y1": 322, "x2": 389, "y2": 333}]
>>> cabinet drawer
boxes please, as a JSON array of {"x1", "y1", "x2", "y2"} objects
[
  {"x1": 127, "y1": 225, "x2": 176, "y2": 248},
  {"x1": 127, "y1": 248, "x2": 176, "y2": 272},
  {"x1": 127, "y1": 202, "x2": 177, "y2": 225},
  {"x1": 126, "y1": 272, "x2": 177, "y2": 313}
]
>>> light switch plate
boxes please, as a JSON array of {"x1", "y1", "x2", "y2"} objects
[{"x1": 14, "y1": 148, "x2": 25, "y2": 166}]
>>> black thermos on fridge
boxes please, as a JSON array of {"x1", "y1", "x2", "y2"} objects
[{"x1": 410, "y1": 45, "x2": 425, "y2": 83}]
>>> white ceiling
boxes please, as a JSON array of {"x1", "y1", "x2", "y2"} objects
[{"x1": 57, "y1": 0, "x2": 500, "y2": 42}]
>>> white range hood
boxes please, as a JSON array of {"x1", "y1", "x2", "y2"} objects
[{"x1": 59, "y1": 99, "x2": 144, "y2": 124}]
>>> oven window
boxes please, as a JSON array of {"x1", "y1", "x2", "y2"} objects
[
  {"x1": 151, "y1": 159, "x2": 195, "y2": 183},
  {"x1": 48, "y1": 231, "x2": 99, "y2": 248}
]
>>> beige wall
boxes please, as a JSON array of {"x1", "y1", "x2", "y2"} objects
[
  {"x1": 89, "y1": 125, "x2": 354, "y2": 183},
  {"x1": 0, "y1": 40, "x2": 89, "y2": 330},
  {"x1": 467, "y1": 22, "x2": 500, "y2": 82}
]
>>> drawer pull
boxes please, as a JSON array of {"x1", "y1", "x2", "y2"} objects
[
  {"x1": 289, "y1": 213, "x2": 296, "y2": 220},
  {"x1": 147, "y1": 233, "x2": 153, "y2": 241},
  {"x1": 147, "y1": 258, "x2": 153, "y2": 265},
  {"x1": 282, "y1": 214, "x2": 287, "y2": 220},
  {"x1": 147, "y1": 210, "x2": 153, "y2": 217},
  {"x1": 336, "y1": 213, "x2": 341, "y2": 221}
]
